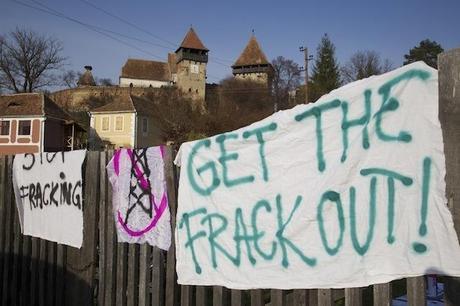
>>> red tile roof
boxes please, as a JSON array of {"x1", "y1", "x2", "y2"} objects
[
  {"x1": 0, "y1": 93, "x2": 74, "y2": 122},
  {"x1": 233, "y1": 35, "x2": 270, "y2": 67},
  {"x1": 177, "y1": 28, "x2": 208, "y2": 52},
  {"x1": 90, "y1": 94, "x2": 155, "y2": 116}
]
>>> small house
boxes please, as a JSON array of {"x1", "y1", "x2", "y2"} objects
[{"x1": 0, "y1": 93, "x2": 84, "y2": 155}]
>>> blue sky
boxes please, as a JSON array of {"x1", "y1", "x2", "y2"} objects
[{"x1": 1, "y1": 0, "x2": 459, "y2": 86}]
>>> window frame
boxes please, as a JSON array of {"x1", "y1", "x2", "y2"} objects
[
  {"x1": 114, "y1": 115, "x2": 124, "y2": 131},
  {"x1": 101, "y1": 116, "x2": 110, "y2": 132},
  {"x1": 142, "y1": 117, "x2": 148, "y2": 135},
  {"x1": 18, "y1": 120, "x2": 31, "y2": 136},
  {"x1": 0, "y1": 120, "x2": 10, "y2": 136}
]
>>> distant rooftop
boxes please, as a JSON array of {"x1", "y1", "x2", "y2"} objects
[
  {"x1": 176, "y1": 27, "x2": 208, "y2": 52},
  {"x1": 233, "y1": 35, "x2": 270, "y2": 67}
]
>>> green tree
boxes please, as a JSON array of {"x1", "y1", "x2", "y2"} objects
[
  {"x1": 309, "y1": 34, "x2": 341, "y2": 102},
  {"x1": 403, "y1": 39, "x2": 444, "y2": 69}
]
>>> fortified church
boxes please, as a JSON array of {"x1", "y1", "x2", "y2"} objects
[{"x1": 118, "y1": 28, "x2": 273, "y2": 101}]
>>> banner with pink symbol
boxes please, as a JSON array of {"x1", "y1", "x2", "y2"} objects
[{"x1": 107, "y1": 146, "x2": 171, "y2": 250}]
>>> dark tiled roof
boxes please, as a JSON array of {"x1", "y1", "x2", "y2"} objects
[
  {"x1": 91, "y1": 94, "x2": 155, "y2": 116},
  {"x1": 0, "y1": 93, "x2": 74, "y2": 122},
  {"x1": 0, "y1": 93, "x2": 43, "y2": 116},
  {"x1": 43, "y1": 95, "x2": 74, "y2": 121},
  {"x1": 121, "y1": 59, "x2": 171, "y2": 82},
  {"x1": 233, "y1": 35, "x2": 270, "y2": 67},
  {"x1": 177, "y1": 28, "x2": 208, "y2": 52},
  {"x1": 131, "y1": 95, "x2": 155, "y2": 116}
]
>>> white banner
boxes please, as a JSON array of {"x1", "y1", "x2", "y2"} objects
[
  {"x1": 106, "y1": 147, "x2": 171, "y2": 250},
  {"x1": 13, "y1": 150, "x2": 86, "y2": 248},
  {"x1": 174, "y1": 62, "x2": 460, "y2": 289}
]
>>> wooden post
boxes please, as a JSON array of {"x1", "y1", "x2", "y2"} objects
[
  {"x1": 105, "y1": 150, "x2": 117, "y2": 306},
  {"x1": 98, "y1": 152, "x2": 107, "y2": 306},
  {"x1": 438, "y1": 48, "x2": 460, "y2": 306},
  {"x1": 373, "y1": 283, "x2": 391, "y2": 306},
  {"x1": 231, "y1": 289, "x2": 242, "y2": 306},
  {"x1": 164, "y1": 147, "x2": 180, "y2": 306},
  {"x1": 271, "y1": 289, "x2": 284, "y2": 306},
  {"x1": 318, "y1": 289, "x2": 333, "y2": 306},
  {"x1": 292, "y1": 289, "x2": 308, "y2": 306},
  {"x1": 345, "y1": 288, "x2": 362, "y2": 306},
  {"x1": 407, "y1": 277, "x2": 426, "y2": 306},
  {"x1": 1, "y1": 156, "x2": 13, "y2": 306},
  {"x1": 65, "y1": 151, "x2": 99, "y2": 306},
  {"x1": 250, "y1": 289, "x2": 264, "y2": 306}
]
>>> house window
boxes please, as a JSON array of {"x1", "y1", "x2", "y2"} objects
[
  {"x1": 115, "y1": 116, "x2": 123, "y2": 131},
  {"x1": 142, "y1": 118, "x2": 148, "y2": 134},
  {"x1": 18, "y1": 120, "x2": 31, "y2": 136},
  {"x1": 101, "y1": 116, "x2": 110, "y2": 131},
  {"x1": 0, "y1": 120, "x2": 10, "y2": 136}
]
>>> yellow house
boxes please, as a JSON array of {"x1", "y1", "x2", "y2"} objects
[{"x1": 89, "y1": 94, "x2": 162, "y2": 149}]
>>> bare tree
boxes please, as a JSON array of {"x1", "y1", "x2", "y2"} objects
[
  {"x1": 61, "y1": 70, "x2": 80, "y2": 88},
  {"x1": 271, "y1": 56, "x2": 302, "y2": 110},
  {"x1": 341, "y1": 50, "x2": 393, "y2": 84},
  {"x1": 144, "y1": 88, "x2": 207, "y2": 145},
  {"x1": 97, "y1": 78, "x2": 114, "y2": 86},
  {"x1": 0, "y1": 28, "x2": 66, "y2": 93}
]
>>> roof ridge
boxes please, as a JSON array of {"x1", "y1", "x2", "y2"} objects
[
  {"x1": 0, "y1": 92, "x2": 42, "y2": 97},
  {"x1": 177, "y1": 27, "x2": 208, "y2": 52},
  {"x1": 232, "y1": 35, "x2": 270, "y2": 67},
  {"x1": 128, "y1": 94, "x2": 136, "y2": 112},
  {"x1": 126, "y1": 58, "x2": 168, "y2": 64}
]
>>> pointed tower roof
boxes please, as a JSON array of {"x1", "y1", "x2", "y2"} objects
[
  {"x1": 78, "y1": 66, "x2": 96, "y2": 86},
  {"x1": 233, "y1": 35, "x2": 270, "y2": 67},
  {"x1": 176, "y1": 28, "x2": 208, "y2": 52}
]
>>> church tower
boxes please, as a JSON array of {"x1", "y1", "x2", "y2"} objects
[
  {"x1": 175, "y1": 28, "x2": 208, "y2": 103},
  {"x1": 232, "y1": 35, "x2": 273, "y2": 87}
]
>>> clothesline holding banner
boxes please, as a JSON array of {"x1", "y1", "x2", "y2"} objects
[{"x1": 174, "y1": 62, "x2": 460, "y2": 289}]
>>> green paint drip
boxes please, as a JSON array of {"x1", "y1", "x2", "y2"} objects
[
  {"x1": 179, "y1": 208, "x2": 208, "y2": 274},
  {"x1": 276, "y1": 194, "x2": 317, "y2": 267},
  {"x1": 251, "y1": 200, "x2": 277, "y2": 260},
  {"x1": 420, "y1": 157, "x2": 431, "y2": 236},
  {"x1": 317, "y1": 191, "x2": 345, "y2": 256},
  {"x1": 387, "y1": 177, "x2": 395, "y2": 244},
  {"x1": 295, "y1": 99, "x2": 341, "y2": 172},
  {"x1": 412, "y1": 242, "x2": 428, "y2": 253},
  {"x1": 349, "y1": 178, "x2": 376, "y2": 256},
  {"x1": 217, "y1": 133, "x2": 255, "y2": 187},
  {"x1": 243, "y1": 122, "x2": 278, "y2": 182},
  {"x1": 340, "y1": 90, "x2": 371, "y2": 163},
  {"x1": 187, "y1": 139, "x2": 220, "y2": 196}
]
